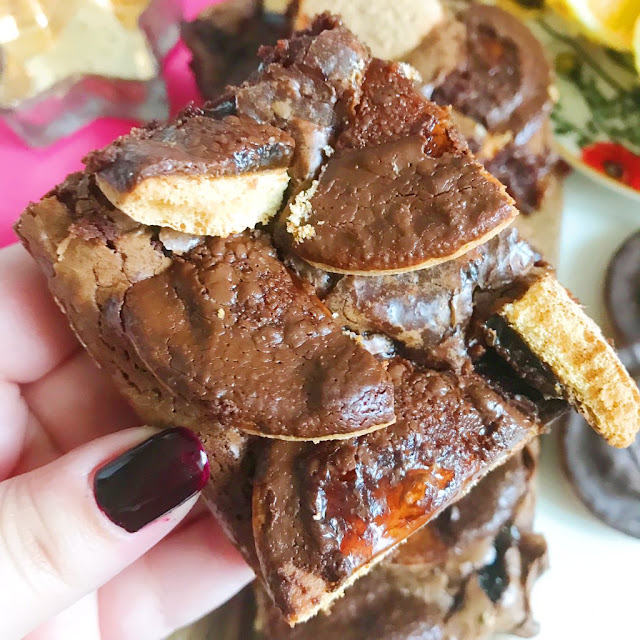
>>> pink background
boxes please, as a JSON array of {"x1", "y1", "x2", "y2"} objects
[{"x1": 0, "y1": 0, "x2": 215, "y2": 249}]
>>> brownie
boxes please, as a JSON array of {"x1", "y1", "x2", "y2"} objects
[
  {"x1": 18, "y1": 13, "x2": 637, "y2": 633},
  {"x1": 15, "y1": 17, "x2": 551, "y2": 623}
]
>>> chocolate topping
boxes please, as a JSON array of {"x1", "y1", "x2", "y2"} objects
[
  {"x1": 325, "y1": 228, "x2": 539, "y2": 369},
  {"x1": 605, "y1": 230, "x2": 640, "y2": 345},
  {"x1": 121, "y1": 231, "x2": 395, "y2": 440},
  {"x1": 85, "y1": 112, "x2": 294, "y2": 194},
  {"x1": 284, "y1": 135, "x2": 516, "y2": 274},
  {"x1": 181, "y1": 0, "x2": 289, "y2": 100},
  {"x1": 253, "y1": 358, "x2": 541, "y2": 619},
  {"x1": 431, "y1": 5, "x2": 552, "y2": 143}
]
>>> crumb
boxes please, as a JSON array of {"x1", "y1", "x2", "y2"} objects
[{"x1": 286, "y1": 180, "x2": 319, "y2": 243}]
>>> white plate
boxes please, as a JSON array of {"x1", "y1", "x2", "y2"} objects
[{"x1": 521, "y1": 172, "x2": 640, "y2": 640}]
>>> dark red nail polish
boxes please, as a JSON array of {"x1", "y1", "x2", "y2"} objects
[{"x1": 94, "y1": 427, "x2": 209, "y2": 533}]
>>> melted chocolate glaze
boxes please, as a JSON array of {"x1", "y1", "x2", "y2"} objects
[
  {"x1": 325, "y1": 228, "x2": 539, "y2": 369},
  {"x1": 85, "y1": 112, "x2": 295, "y2": 194}
]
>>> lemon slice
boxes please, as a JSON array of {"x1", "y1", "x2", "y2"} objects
[
  {"x1": 548, "y1": 0, "x2": 640, "y2": 51},
  {"x1": 634, "y1": 13, "x2": 640, "y2": 73}
]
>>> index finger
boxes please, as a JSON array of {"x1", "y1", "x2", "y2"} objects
[{"x1": 0, "y1": 243, "x2": 79, "y2": 384}]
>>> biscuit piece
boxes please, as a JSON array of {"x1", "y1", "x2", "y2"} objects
[
  {"x1": 281, "y1": 61, "x2": 518, "y2": 275},
  {"x1": 490, "y1": 272, "x2": 640, "y2": 448},
  {"x1": 292, "y1": 0, "x2": 444, "y2": 61},
  {"x1": 87, "y1": 113, "x2": 294, "y2": 238},
  {"x1": 121, "y1": 232, "x2": 396, "y2": 441},
  {"x1": 252, "y1": 358, "x2": 542, "y2": 624}
]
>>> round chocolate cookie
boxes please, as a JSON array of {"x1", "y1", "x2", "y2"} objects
[
  {"x1": 605, "y1": 230, "x2": 640, "y2": 345},
  {"x1": 561, "y1": 345, "x2": 640, "y2": 538}
]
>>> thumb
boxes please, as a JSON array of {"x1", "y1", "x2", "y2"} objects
[{"x1": 0, "y1": 426, "x2": 209, "y2": 639}]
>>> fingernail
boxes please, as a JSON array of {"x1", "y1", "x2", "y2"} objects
[{"x1": 94, "y1": 427, "x2": 209, "y2": 533}]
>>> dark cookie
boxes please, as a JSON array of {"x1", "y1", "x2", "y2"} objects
[
  {"x1": 561, "y1": 344, "x2": 640, "y2": 538},
  {"x1": 605, "y1": 230, "x2": 640, "y2": 346}
]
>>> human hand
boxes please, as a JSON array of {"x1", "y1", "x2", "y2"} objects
[{"x1": 0, "y1": 244, "x2": 254, "y2": 640}]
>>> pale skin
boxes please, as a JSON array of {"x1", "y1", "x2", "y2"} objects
[{"x1": 0, "y1": 244, "x2": 254, "y2": 640}]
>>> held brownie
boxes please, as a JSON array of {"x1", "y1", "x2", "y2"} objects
[{"x1": 16, "y1": 14, "x2": 640, "y2": 629}]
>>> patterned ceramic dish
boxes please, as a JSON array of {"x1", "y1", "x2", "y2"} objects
[{"x1": 525, "y1": 11, "x2": 640, "y2": 201}]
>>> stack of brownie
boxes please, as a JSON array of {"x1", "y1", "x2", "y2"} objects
[
  {"x1": 16, "y1": 7, "x2": 639, "y2": 640},
  {"x1": 183, "y1": 0, "x2": 567, "y2": 257}
]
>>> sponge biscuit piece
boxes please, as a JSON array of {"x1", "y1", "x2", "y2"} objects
[
  {"x1": 292, "y1": 0, "x2": 444, "y2": 61},
  {"x1": 282, "y1": 61, "x2": 518, "y2": 275},
  {"x1": 495, "y1": 272, "x2": 640, "y2": 448},
  {"x1": 87, "y1": 112, "x2": 294, "y2": 238}
]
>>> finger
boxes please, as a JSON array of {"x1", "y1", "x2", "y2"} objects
[
  {"x1": 0, "y1": 426, "x2": 209, "y2": 639},
  {"x1": 0, "y1": 244, "x2": 78, "y2": 385},
  {"x1": 25, "y1": 593, "x2": 100, "y2": 640},
  {"x1": 99, "y1": 513, "x2": 254, "y2": 640},
  {"x1": 22, "y1": 350, "x2": 138, "y2": 457},
  {"x1": 0, "y1": 379, "x2": 29, "y2": 479}
]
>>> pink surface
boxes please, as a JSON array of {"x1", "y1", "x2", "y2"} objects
[{"x1": 0, "y1": 0, "x2": 215, "y2": 248}]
